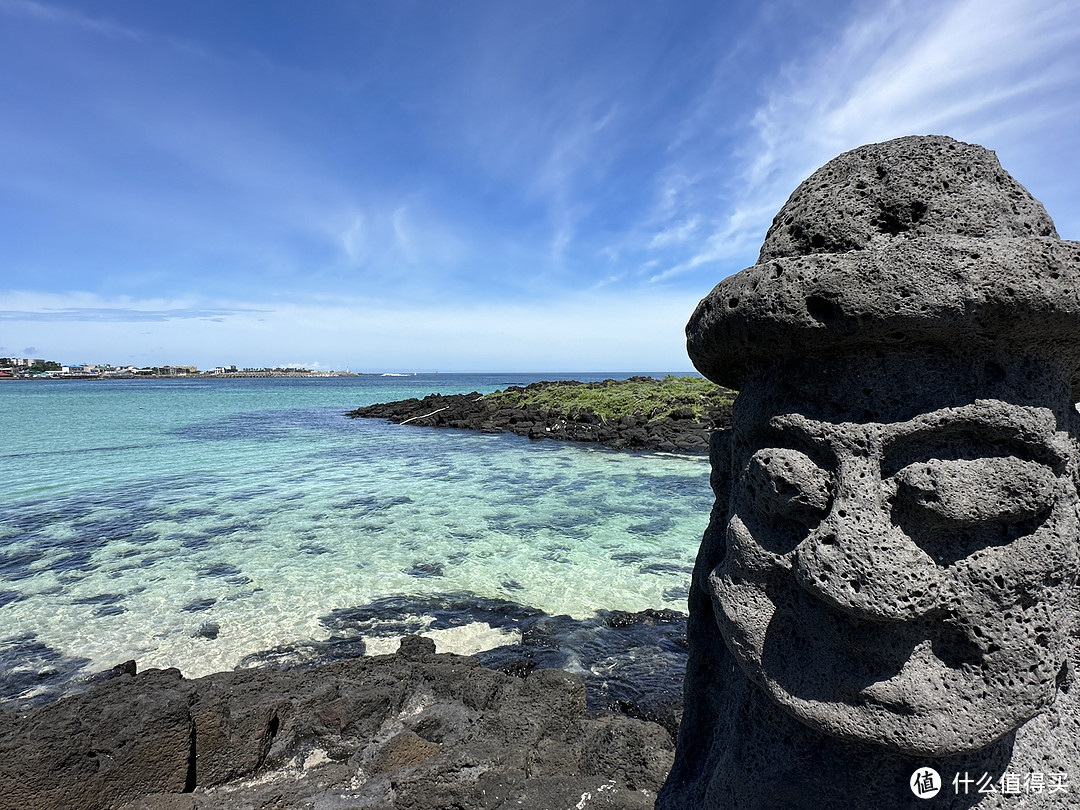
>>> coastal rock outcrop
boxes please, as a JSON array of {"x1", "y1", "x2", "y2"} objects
[
  {"x1": 0, "y1": 638, "x2": 674, "y2": 810},
  {"x1": 347, "y1": 378, "x2": 731, "y2": 453},
  {"x1": 660, "y1": 135, "x2": 1080, "y2": 808}
]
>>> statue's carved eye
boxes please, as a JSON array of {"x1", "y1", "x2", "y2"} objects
[
  {"x1": 892, "y1": 457, "x2": 1055, "y2": 526},
  {"x1": 889, "y1": 456, "x2": 1056, "y2": 564},
  {"x1": 731, "y1": 447, "x2": 832, "y2": 555},
  {"x1": 744, "y1": 448, "x2": 832, "y2": 522}
]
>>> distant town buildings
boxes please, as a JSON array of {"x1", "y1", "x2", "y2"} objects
[{"x1": 0, "y1": 358, "x2": 357, "y2": 379}]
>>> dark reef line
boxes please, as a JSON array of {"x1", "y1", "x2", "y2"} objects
[{"x1": 347, "y1": 377, "x2": 734, "y2": 453}]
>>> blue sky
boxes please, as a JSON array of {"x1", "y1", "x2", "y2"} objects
[{"x1": 1, "y1": 0, "x2": 1078, "y2": 372}]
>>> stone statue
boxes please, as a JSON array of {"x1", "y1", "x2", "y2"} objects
[{"x1": 658, "y1": 135, "x2": 1080, "y2": 809}]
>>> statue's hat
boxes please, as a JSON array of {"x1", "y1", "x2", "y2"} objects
[{"x1": 687, "y1": 135, "x2": 1080, "y2": 395}]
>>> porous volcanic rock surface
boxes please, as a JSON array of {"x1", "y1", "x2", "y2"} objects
[
  {"x1": 661, "y1": 135, "x2": 1080, "y2": 809},
  {"x1": 756, "y1": 133, "x2": 1057, "y2": 263},
  {"x1": 347, "y1": 379, "x2": 731, "y2": 453},
  {"x1": 0, "y1": 637, "x2": 674, "y2": 810}
]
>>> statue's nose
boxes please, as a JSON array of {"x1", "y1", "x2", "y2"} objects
[{"x1": 793, "y1": 462, "x2": 942, "y2": 621}]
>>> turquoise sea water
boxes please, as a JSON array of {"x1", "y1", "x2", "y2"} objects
[{"x1": 0, "y1": 374, "x2": 710, "y2": 704}]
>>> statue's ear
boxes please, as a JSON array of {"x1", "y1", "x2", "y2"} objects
[
  {"x1": 1064, "y1": 412, "x2": 1080, "y2": 671},
  {"x1": 665, "y1": 426, "x2": 739, "y2": 797},
  {"x1": 1072, "y1": 413, "x2": 1080, "y2": 492},
  {"x1": 709, "y1": 427, "x2": 734, "y2": 504},
  {"x1": 693, "y1": 428, "x2": 734, "y2": 589}
]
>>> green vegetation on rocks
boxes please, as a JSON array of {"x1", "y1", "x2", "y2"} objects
[
  {"x1": 349, "y1": 376, "x2": 735, "y2": 453},
  {"x1": 488, "y1": 376, "x2": 733, "y2": 423}
]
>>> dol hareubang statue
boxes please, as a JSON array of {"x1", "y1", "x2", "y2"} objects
[{"x1": 659, "y1": 136, "x2": 1080, "y2": 809}]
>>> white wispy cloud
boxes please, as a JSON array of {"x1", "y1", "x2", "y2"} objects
[
  {"x1": 0, "y1": 289, "x2": 702, "y2": 371},
  {"x1": 649, "y1": 207, "x2": 770, "y2": 283},
  {"x1": 327, "y1": 200, "x2": 468, "y2": 289},
  {"x1": 339, "y1": 214, "x2": 367, "y2": 263},
  {"x1": 391, "y1": 206, "x2": 416, "y2": 264},
  {"x1": 0, "y1": 0, "x2": 141, "y2": 40},
  {"x1": 6, "y1": 0, "x2": 1075, "y2": 366},
  {"x1": 649, "y1": 215, "x2": 701, "y2": 249},
  {"x1": 529, "y1": 104, "x2": 621, "y2": 265},
  {"x1": 652, "y1": 0, "x2": 1080, "y2": 282},
  {"x1": 0, "y1": 291, "x2": 266, "y2": 322}
]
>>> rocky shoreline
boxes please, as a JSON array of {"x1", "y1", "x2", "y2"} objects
[
  {"x1": 0, "y1": 636, "x2": 675, "y2": 810},
  {"x1": 347, "y1": 378, "x2": 733, "y2": 453}
]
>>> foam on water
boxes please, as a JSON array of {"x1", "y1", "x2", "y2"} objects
[{"x1": 0, "y1": 375, "x2": 708, "y2": 698}]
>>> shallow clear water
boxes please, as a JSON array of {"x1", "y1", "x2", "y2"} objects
[{"x1": 0, "y1": 374, "x2": 709, "y2": 703}]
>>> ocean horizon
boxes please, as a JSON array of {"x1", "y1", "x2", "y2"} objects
[{"x1": 0, "y1": 372, "x2": 709, "y2": 709}]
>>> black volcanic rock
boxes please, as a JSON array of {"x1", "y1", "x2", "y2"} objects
[
  {"x1": 347, "y1": 379, "x2": 731, "y2": 454},
  {"x1": 0, "y1": 638, "x2": 674, "y2": 810},
  {"x1": 663, "y1": 135, "x2": 1080, "y2": 809},
  {"x1": 757, "y1": 134, "x2": 1057, "y2": 263}
]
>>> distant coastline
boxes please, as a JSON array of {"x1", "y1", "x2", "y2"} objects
[
  {"x1": 0, "y1": 356, "x2": 377, "y2": 380},
  {"x1": 0, "y1": 371, "x2": 360, "y2": 380}
]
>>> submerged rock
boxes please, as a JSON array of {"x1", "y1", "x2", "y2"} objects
[{"x1": 243, "y1": 592, "x2": 690, "y2": 738}]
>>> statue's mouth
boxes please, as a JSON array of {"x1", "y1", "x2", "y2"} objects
[{"x1": 749, "y1": 576, "x2": 989, "y2": 705}]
